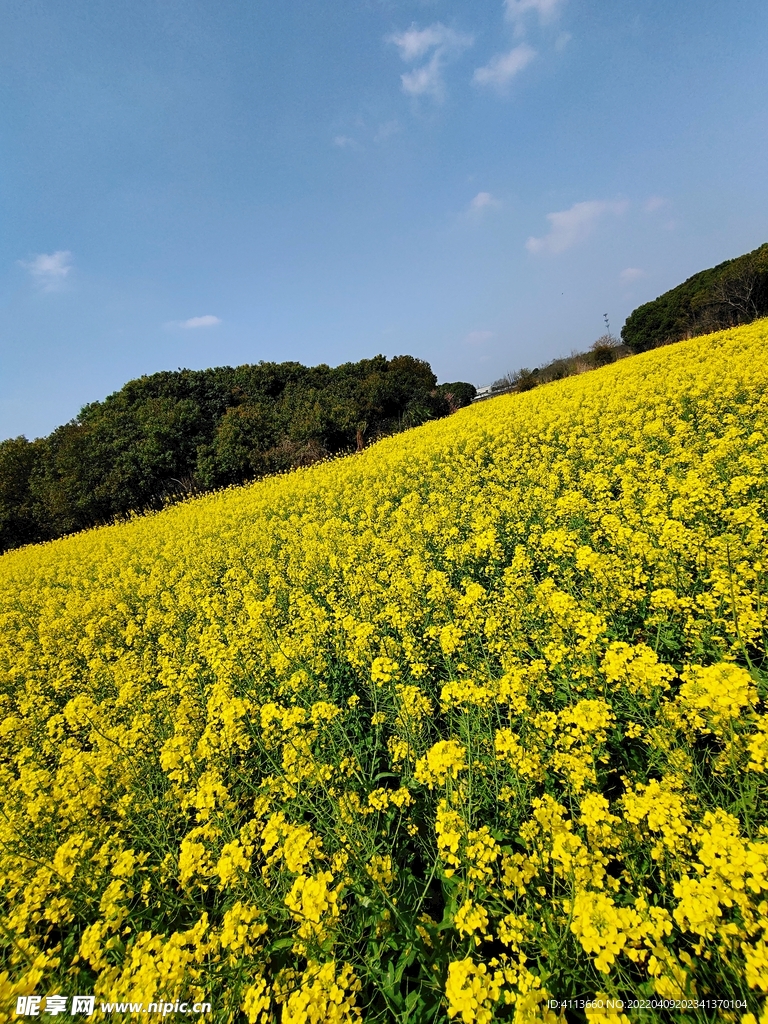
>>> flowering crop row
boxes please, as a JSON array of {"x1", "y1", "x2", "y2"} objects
[{"x1": 1, "y1": 323, "x2": 768, "y2": 1022}]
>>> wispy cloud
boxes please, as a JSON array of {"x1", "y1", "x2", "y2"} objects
[
  {"x1": 526, "y1": 200, "x2": 628, "y2": 254},
  {"x1": 400, "y1": 54, "x2": 445, "y2": 98},
  {"x1": 465, "y1": 329, "x2": 495, "y2": 346},
  {"x1": 469, "y1": 191, "x2": 497, "y2": 212},
  {"x1": 389, "y1": 23, "x2": 471, "y2": 62},
  {"x1": 505, "y1": 0, "x2": 566, "y2": 29},
  {"x1": 388, "y1": 22, "x2": 473, "y2": 101},
  {"x1": 333, "y1": 134, "x2": 359, "y2": 149},
  {"x1": 620, "y1": 267, "x2": 645, "y2": 285},
  {"x1": 179, "y1": 315, "x2": 221, "y2": 329},
  {"x1": 467, "y1": 191, "x2": 502, "y2": 216},
  {"x1": 473, "y1": 44, "x2": 536, "y2": 90},
  {"x1": 644, "y1": 196, "x2": 667, "y2": 212},
  {"x1": 20, "y1": 250, "x2": 73, "y2": 291}
]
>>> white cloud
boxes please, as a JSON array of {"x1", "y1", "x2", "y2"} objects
[
  {"x1": 467, "y1": 191, "x2": 502, "y2": 216},
  {"x1": 20, "y1": 250, "x2": 73, "y2": 291},
  {"x1": 505, "y1": 0, "x2": 565, "y2": 28},
  {"x1": 465, "y1": 329, "x2": 495, "y2": 346},
  {"x1": 526, "y1": 200, "x2": 628, "y2": 255},
  {"x1": 401, "y1": 52, "x2": 445, "y2": 98},
  {"x1": 388, "y1": 23, "x2": 472, "y2": 62},
  {"x1": 620, "y1": 267, "x2": 645, "y2": 285},
  {"x1": 180, "y1": 315, "x2": 221, "y2": 328},
  {"x1": 470, "y1": 191, "x2": 496, "y2": 211},
  {"x1": 333, "y1": 134, "x2": 358, "y2": 149},
  {"x1": 644, "y1": 195, "x2": 667, "y2": 212},
  {"x1": 473, "y1": 44, "x2": 536, "y2": 90},
  {"x1": 554, "y1": 31, "x2": 571, "y2": 51},
  {"x1": 388, "y1": 22, "x2": 473, "y2": 101}
]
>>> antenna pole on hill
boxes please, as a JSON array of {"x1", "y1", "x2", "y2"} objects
[{"x1": 603, "y1": 313, "x2": 611, "y2": 339}]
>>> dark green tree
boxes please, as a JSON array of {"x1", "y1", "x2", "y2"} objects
[
  {"x1": 622, "y1": 243, "x2": 768, "y2": 353},
  {"x1": 0, "y1": 437, "x2": 39, "y2": 550},
  {"x1": 436, "y1": 382, "x2": 477, "y2": 411},
  {"x1": 0, "y1": 355, "x2": 474, "y2": 552}
]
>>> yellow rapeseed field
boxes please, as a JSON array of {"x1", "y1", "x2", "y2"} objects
[{"x1": 1, "y1": 322, "x2": 768, "y2": 1023}]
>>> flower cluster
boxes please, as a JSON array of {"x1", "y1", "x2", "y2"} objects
[{"x1": 1, "y1": 321, "x2": 768, "y2": 1019}]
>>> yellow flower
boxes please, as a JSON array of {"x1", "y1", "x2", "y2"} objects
[
  {"x1": 277, "y1": 961, "x2": 361, "y2": 1024},
  {"x1": 454, "y1": 900, "x2": 490, "y2": 944},
  {"x1": 3, "y1": 319, "x2": 768, "y2": 1004},
  {"x1": 371, "y1": 656, "x2": 399, "y2": 684},
  {"x1": 220, "y1": 902, "x2": 267, "y2": 953},
  {"x1": 414, "y1": 740, "x2": 468, "y2": 787},
  {"x1": 445, "y1": 959, "x2": 502, "y2": 1024},
  {"x1": 285, "y1": 871, "x2": 342, "y2": 943},
  {"x1": 215, "y1": 841, "x2": 251, "y2": 887}
]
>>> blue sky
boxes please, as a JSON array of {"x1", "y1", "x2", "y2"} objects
[{"x1": 2, "y1": 0, "x2": 767, "y2": 440}]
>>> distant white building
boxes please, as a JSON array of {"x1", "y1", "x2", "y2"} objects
[{"x1": 473, "y1": 383, "x2": 495, "y2": 401}]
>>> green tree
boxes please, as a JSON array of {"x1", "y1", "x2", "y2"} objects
[
  {"x1": 435, "y1": 382, "x2": 477, "y2": 411},
  {"x1": 622, "y1": 243, "x2": 768, "y2": 353},
  {"x1": 0, "y1": 354, "x2": 474, "y2": 552},
  {"x1": 199, "y1": 403, "x2": 277, "y2": 486},
  {"x1": 0, "y1": 437, "x2": 39, "y2": 550}
]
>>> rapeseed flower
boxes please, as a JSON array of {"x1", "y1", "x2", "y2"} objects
[{"x1": 1, "y1": 320, "x2": 767, "y2": 1016}]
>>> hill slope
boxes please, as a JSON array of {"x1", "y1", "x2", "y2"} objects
[
  {"x1": 1, "y1": 321, "x2": 767, "y2": 1019},
  {"x1": 622, "y1": 241, "x2": 768, "y2": 352},
  {"x1": 0, "y1": 354, "x2": 474, "y2": 553}
]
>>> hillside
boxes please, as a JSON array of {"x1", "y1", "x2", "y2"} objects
[
  {"x1": 622, "y1": 242, "x2": 768, "y2": 352},
  {"x1": 0, "y1": 355, "x2": 475, "y2": 554},
  {"x1": 5, "y1": 243, "x2": 767, "y2": 559},
  {"x1": 1, "y1": 321, "x2": 767, "y2": 1020}
]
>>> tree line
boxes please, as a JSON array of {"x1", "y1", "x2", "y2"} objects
[
  {"x1": 486, "y1": 241, "x2": 768, "y2": 400},
  {"x1": 4, "y1": 241, "x2": 766, "y2": 554},
  {"x1": 621, "y1": 242, "x2": 768, "y2": 352},
  {"x1": 487, "y1": 334, "x2": 629, "y2": 398},
  {"x1": 0, "y1": 355, "x2": 475, "y2": 553}
]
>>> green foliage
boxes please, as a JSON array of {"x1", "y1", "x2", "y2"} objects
[
  {"x1": 621, "y1": 242, "x2": 768, "y2": 353},
  {"x1": 490, "y1": 337, "x2": 628, "y2": 400},
  {"x1": 436, "y1": 383, "x2": 477, "y2": 412},
  {"x1": 0, "y1": 437, "x2": 38, "y2": 552},
  {"x1": 0, "y1": 355, "x2": 471, "y2": 553}
]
